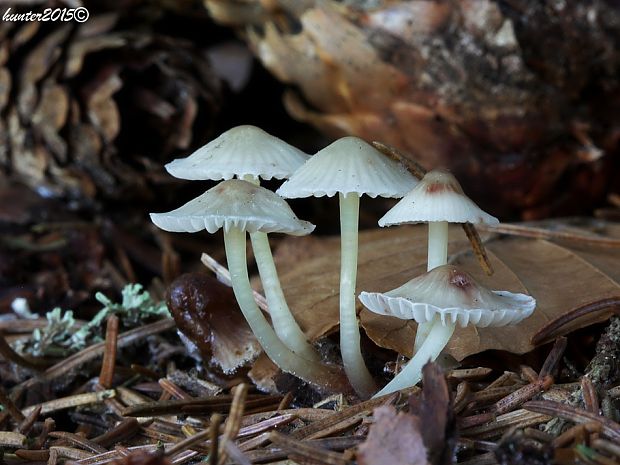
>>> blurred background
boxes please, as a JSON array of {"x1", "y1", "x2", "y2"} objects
[{"x1": 1, "y1": 0, "x2": 619, "y2": 315}]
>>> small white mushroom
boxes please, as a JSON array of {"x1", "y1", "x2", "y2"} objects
[
  {"x1": 164, "y1": 125, "x2": 319, "y2": 362},
  {"x1": 151, "y1": 180, "x2": 347, "y2": 391},
  {"x1": 359, "y1": 265, "x2": 535, "y2": 397},
  {"x1": 278, "y1": 136, "x2": 418, "y2": 398},
  {"x1": 165, "y1": 125, "x2": 310, "y2": 182},
  {"x1": 379, "y1": 170, "x2": 499, "y2": 351}
]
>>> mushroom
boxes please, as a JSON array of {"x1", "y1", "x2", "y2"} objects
[
  {"x1": 164, "y1": 125, "x2": 319, "y2": 362},
  {"x1": 359, "y1": 265, "x2": 535, "y2": 397},
  {"x1": 379, "y1": 170, "x2": 499, "y2": 351},
  {"x1": 277, "y1": 136, "x2": 418, "y2": 398},
  {"x1": 165, "y1": 125, "x2": 310, "y2": 182},
  {"x1": 151, "y1": 179, "x2": 347, "y2": 391}
]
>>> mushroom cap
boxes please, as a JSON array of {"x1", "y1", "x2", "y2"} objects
[
  {"x1": 165, "y1": 125, "x2": 310, "y2": 181},
  {"x1": 276, "y1": 136, "x2": 418, "y2": 198},
  {"x1": 150, "y1": 179, "x2": 315, "y2": 235},
  {"x1": 379, "y1": 170, "x2": 499, "y2": 226},
  {"x1": 358, "y1": 265, "x2": 535, "y2": 328}
]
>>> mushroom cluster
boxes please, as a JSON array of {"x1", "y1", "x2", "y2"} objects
[
  {"x1": 151, "y1": 125, "x2": 536, "y2": 398},
  {"x1": 360, "y1": 169, "x2": 536, "y2": 397}
]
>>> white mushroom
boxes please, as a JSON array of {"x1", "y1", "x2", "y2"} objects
[
  {"x1": 379, "y1": 170, "x2": 499, "y2": 351},
  {"x1": 151, "y1": 180, "x2": 347, "y2": 391},
  {"x1": 359, "y1": 265, "x2": 535, "y2": 397},
  {"x1": 164, "y1": 125, "x2": 319, "y2": 362},
  {"x1": 165, "y1": 125, "x2": 310, "y2": 182},
  {"x1": 278, "y1": 136, "x2": 418, "y2": 398}
]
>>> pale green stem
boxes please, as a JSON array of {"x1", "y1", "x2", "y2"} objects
[
  {"x1": 241, "y1": 173, "x2": 320, "y2": 361},
  {"x1": 414, "y1": 221, "x2": 450, "y2": 353},
  {"x1": 250, "y1": 232, "x2": 320, "y2": 362},
  {"x1": 224, "y1": 227, "x2": 340, "y2": 387},
  {"x1": 339, "y1": 193, "x2": 377, "y2": 398},
  {"x1": 373, "y1": 316, "x2": 456, "y2": 398},
  {"x1": 427, "y1": 221, "x2": 449, "y2": 271}
]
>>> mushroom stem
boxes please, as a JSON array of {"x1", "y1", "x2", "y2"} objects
[
  {"x1": 240, "y1": 173, "x2": 321, "y2": 361},
  {"x1": 250, "y1": 232, "x2": 321, "y2": 362},
  {"x1": 413, "y1": 321, "x2": 433, "y2": 352},
  {"x1": 373, "y1": 316, "x2": 455, "y2": 398},
  {"x1": 415, "y1": 221, "x2": 449, "y2": 353},
  {"x1": 224, "y1": 226, "x2": 346, "y2": 390},
  {"x1": 339, "y1": 193, "x2": 377, "y2": 398},
  {"x1": 427, "y1": 221, "x2": 449, "y2": 271}
]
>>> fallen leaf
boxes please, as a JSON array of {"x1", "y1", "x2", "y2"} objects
[
  {"x1": 277, "y1": 220, "x2": 620, "y2": 360},
  {"x1": 357, "y1": 405, "x2": 428, "y2": 465}
]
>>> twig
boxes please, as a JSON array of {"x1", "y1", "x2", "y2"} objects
[
  {"x1": 18, "y1": 405, "x2": 41, "y2": 435},
  {"x1": 164, "y1": 425, "x2": 211, "y2": 457},
  {"x1": 525, "y1": 400, "x2": 620, "y2": 442},
  {"x1": 209, "y1": 414, "x2": 223, "y2": 465},
  {"x1": 552, "y1": 421, "x2": 601, "y2": 448},
  {"x1": 218, "y1": 384, "x2": 248, "y2": 465},
  {"x1": 200, "y1": 253, "x2": 269, "y2": 313},
  {"x1": 269, "y1": 431, "x2": 349, "y2": 465},
  {"x1": 539, "y1": 337, "x2": 567, "y2": 378},
  {"x1": 48, "y1": 432, "x2": 107, "y2": 454},
  {"x1": 290, "y1": 391, "x2": 401, "y2": 440},
  {"x1": 479, "y1": 222, "x2": 620, "y2": 247},
  {"x1": 99, "y1": 315, "x2": 119, "y2": 389},
  {"x1": 0, "y1": 385, "x2": 25, "y2": 422},
  {"x1": 493, "y1": 376, "x2": 553, "y2": 415},
  {"x1": 21, "y1": 390, "x2": 115, "y2": 416},
  {"x1": 463, "y1": 223, "x2": 493, "y2": 275},
  {"x1": 121, "y1": 394, "x2": 281, "y2": 417},
  {"x1": 581, "y1": 377, "x2": 599, "y2": 414},
  {"x1": 159, "y1": 379, "x2": 191, "y2": 400},
  {"x1": 91, "y1": 418, "x2": 140, "y2": 447},
  {"x1": 277, "y1": 392, "x2": 293, "y2": 410},
  {"x1": 531, "y1": 298, "x2": 620, "y2": 345},
  {"x1": 0, "y1": 431, "x2": 26, "y2": 447},
  {"x1": 371, "y1": 141, "x2": 426, "y2": 178},
  {"x1": 32, "y1": 417, "x2": 55, "y2": 449}
]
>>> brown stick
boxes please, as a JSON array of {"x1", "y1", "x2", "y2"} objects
[
  {"x1": 524, "y1": 400, "x2": 620, "y2": 442},
  {"x1": 0, "y1": 385, "x2": 25, "y2": 423},
  {"x1": 217, "y1": 384, "x2": 248, "y2": 465},
  {"x1": 209, "y1": 414, "x2": 223, "y2": 465},
  {"x1": 531, "y1": 297, "x2": 620, "y2": 345},
  {"x1": 98, "y1": 315, "x2": 119, "y2": 389}
]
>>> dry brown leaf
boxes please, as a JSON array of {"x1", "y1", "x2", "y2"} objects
[
  {"x1": 357, "y1": 405, "x2": 429, "y2": 465},
  {"x1": 277, "y1": 221, "x2": 620, "y2": 360}
]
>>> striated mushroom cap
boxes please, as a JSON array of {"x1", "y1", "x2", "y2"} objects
[
  {"x1": 379, "y1": 170, "x2": 499, "y2": 226},
  {"x1": 277, "y1": 136, "x2": 417, "y2": 199},
  {"x1": 165, "y1": 125, "x2": 310, "y2": 181},
  {"x1": 358, "y1": 265, "x2": 535, "y2": 328},
  {"x1": 150, "y1": 179, "x2": 314, "y2": 235}
]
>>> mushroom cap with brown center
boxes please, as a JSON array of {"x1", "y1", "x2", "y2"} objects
[
  {"x1": 358, "y1": 265, "x2": 535, "y2": 328},
  {"x1": 150, "y1": 179, "x2": 314, "y2": 235},
  {"x1": 379, "y1": 170, "x2": 499, "y2": 226}
]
